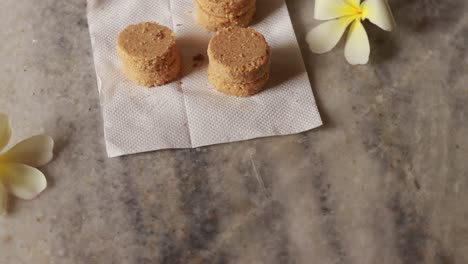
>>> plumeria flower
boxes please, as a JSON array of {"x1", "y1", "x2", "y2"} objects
[
  {"x1": 0, "y1": 113, "x2": 54, "y2": 215},
  {"x1": 306, "y1": 0, "x2": 396, "y2": 64}
]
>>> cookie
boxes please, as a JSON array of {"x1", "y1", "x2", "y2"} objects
[
  {"x1": 122, "y1": 52, "x2": 182, "y2": 87},
  {"x1": 208, "y1": 71, "x2": 269, "y2": 97},
  {"x1": 117, "y1": 22, "x2": 181, "y2": 87},
  {"x1": 195, "y1": 0, "x2": 256, "y2": 31},
  {"x1": 207, "y1": 27, "x2": 271, "y2": 96},
  {"x1": 208, "y1": 27, "x2": 270, "y2": 82},
  {"x1": 197, "y1": 0, "x2": 255, "y2": 18}
]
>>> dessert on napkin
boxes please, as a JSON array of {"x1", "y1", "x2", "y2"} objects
[
  {"x1": 195, "y1": 0, "x2": 256, "y2": 31},
  {"x1": 207, "y1": 26, "x2": 271, "y2": 96},
  {"x1": 116, "y1": 22, "x2": 181, "y2": 87},
  {"x1": 87, "y1": 0, "x2": 322, "y2": 157}
]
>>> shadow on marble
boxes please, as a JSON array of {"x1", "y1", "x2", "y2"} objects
[
  {"x1": 44, "y1": 116, "x2": 74, "y2": 159},
  {"x1": 366, "y1": 22, "x2": 400, "y2": 64},
  {"x1": 5, "y1": 197, "x2": 16, "y2": 216},
  {"x1": 390, "y1": 0, "x2": 466, "y2": 32},
  {"x1": 38, "y1": 133, "x2": 71, "y2": 191},
  {"x1": 268, "y1": 44, "x2": 303, "y2": 89},
  {"x1": 52, "y1": 136, "x2": 71, "y2": 161},
  {"x1": 252, "y1": 0, "x2": 283, "y2": 26}
]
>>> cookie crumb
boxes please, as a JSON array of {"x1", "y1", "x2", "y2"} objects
[
  {"x1": 154, "y1": 30, "x2": 164, "y2": 40},
  {"x1": 3, "y1": 235, "x2": 12, "y2": 243},
  {"x1": 177, "y1": 80, "x2": 183, "y2": 92},
  {"x1": 192, "y1": 53, "x2": 205, "y2": 67},
  {"x1": 193, "y1": 54, "x2": 205, "y2": 62}
]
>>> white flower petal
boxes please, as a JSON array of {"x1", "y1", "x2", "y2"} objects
[
  {"x1": 0, "y1": 113, "x2": 11, "y2": 152},
  {"x1": 0, "y1": 135, "x2": 54, "y2": 167},
  {"x1": 0, "y1": 182, "x2": 7, "y2": 215},
  {"x1": 315, "y1": 0, "x2": 360, "y2": 20},
  {"x1": 345, "y1": 20, "x2": 370, "y2": 65},
  {"x1": 0, "y1": 163, "x2": 47, "y2": 200},
  {"x1": 306, "y1": 17, "x2": 355, "y2": 54},
  {"x1": 362, "y1": 0, "x2": 396, "y2": 31}
]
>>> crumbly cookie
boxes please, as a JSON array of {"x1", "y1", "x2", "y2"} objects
[
  {"x1": 197, "y1": 0, "x2": 255, "y2": 18},
  {"x1": 208, "y1": 71, "x2": 269, "y2": 97},
  {"x1": 207, "y1": 27, "x2": 271, "y2": 96},
  {"x1": 208, "y1": 27, "x2": 270, "y2": 83},
  {"x1": 117, "y1": 22, "x2": 181, "y2": 87},
  {"x1": 195, "y1": 0, "x2": 255, "y2": 31},
  {"x1": 122, "y1": 52, "x2": 182, "y2": 87}
]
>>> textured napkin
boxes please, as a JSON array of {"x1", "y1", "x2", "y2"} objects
[{"x1": 87, "y1": 0, "x2": 322, "y2": 157}]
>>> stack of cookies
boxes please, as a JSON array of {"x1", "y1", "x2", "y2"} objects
[
  {"x1": 207, "y1": 27, "x2": 271, "y2": 97},
  {"x1": 116, "y1": 22, "x2": 181, "y2": 87},
  {"x1": 195, "y1": 0, "x2": 256, "y2": 31}
]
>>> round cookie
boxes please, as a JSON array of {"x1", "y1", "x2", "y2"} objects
[
  {"x1": 197, "y1": 0, "x2": 255, "y2": 18},
  {"x1": 208, "y1": 71, "x2": 269, "y2": 97},
  {"x1": 207, "y1": 27, "x2": 271, "y2": 96},
  {"x1": 122, "y1": 52, "x2": 181, "y2": 87},
  {"x1": 117, "y1": 22, "x2": 181, "y2": 87},
  {"x1": 208, "y1": 27, "x2": 270, "y2": 83},
  {"x1": 196, "y1": 1, "x2": 255, "y2": 31}
]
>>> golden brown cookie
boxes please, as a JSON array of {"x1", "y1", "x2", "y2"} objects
[
  {"x1": 117, "y1": 22, "x2": 181, "y2": 87},
  {"x1": 208, "y1": 27, "x2": 270, "y2": 83},
  {"x1": 195, "y1": 0, "x2": 256, "y2": 31},
  {"x1": 207, "y1": 27, "x2": 271, "y2": 96},
  {"x1": 197, "y1": 0, "x2": 255, "y2": 18},
  {"x1": 122, "y1": 52, "x2": 182, "y2": 87},
  {"x1": 208, "y1": 71, "x2": 269, "y2": 97}
]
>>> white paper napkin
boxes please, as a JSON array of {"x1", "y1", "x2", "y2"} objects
[{"x1": 87, "y1": 0, "x2": 322, "y2": 157}]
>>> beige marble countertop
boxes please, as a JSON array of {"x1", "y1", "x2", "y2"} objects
[{"x1": 1, "y1": 0, "x2": 468, "y2": 263}]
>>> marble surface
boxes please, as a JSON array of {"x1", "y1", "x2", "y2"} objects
[{"x1": 1, "y1": 0, "x2": 467, "y2": 263}]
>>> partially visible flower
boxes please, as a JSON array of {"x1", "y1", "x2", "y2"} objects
[
  {"x1": 306, "y1": 0, "x2": 395, "y2": 65},
  {"x1": 0, "y1": 113, "x2": 54, "y2": 215}
]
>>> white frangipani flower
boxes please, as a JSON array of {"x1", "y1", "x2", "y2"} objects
[
  {"x1": 306, "y1": 0, "x2": 396, "y2": 65},
  {"x1": 0, "y1": 113, "x2": 54, "y2": 215}
]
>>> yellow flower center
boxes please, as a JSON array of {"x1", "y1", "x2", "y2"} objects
[{"x1": 341, "y1": 1, "x2": 367, "y2": 21}]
